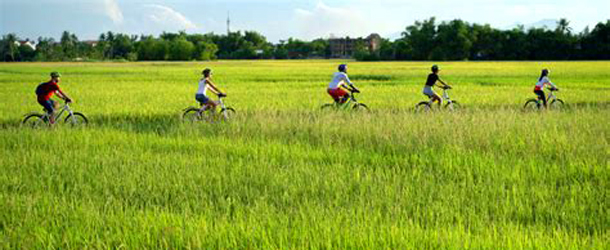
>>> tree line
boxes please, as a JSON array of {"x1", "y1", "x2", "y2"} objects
[
  {"x1": 363, "y1": 18, "x2": 610, "y2": 61},
  {"x1": 1, "y1": 18, "x2": 608, "y2": 62}
]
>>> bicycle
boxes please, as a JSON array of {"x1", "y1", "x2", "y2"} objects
[
  {"x1": 320, "y1": 88, "x2": 369, "y2": 111},
  {"x1": 523, "y1": 88, "x2": 564, "y2": 110},
  {"x1": 415, "y1": 86, "x2": 460, "y2": 112},
  {"x1": 22, "y1": 101, "x2": 88, "y2": 127},
  {"x1": 182, "y1": 94, "x2": 235, "y2": 123}
]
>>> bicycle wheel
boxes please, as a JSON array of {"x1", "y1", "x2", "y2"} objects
[
  {"x1": 22, "y1": 113, "x2": 47, "y2": 128},
  {"x1": 523, "y1": 99, "x2": 540, "y2": 111},
  {"x1": 549, "y1": 99, "x2": 565, "y2": 110},
  {"x1": 445, "y1": 101, "x2": 460, "y2": 111},
  {"x1": 352, "y1": 103, "x2": 369, "y2": 111},
  {"x1": 182, "y1": 107, "x2": 203, "y2": 122},
  {"x1": 220, "y1": 107, "x2": 236, "y2": 121},
  {"x1": 415, "y1": 102, "x2": 431, "y2": 112},
  {"x1": 65, "y1": 112, "x2": 88, "y2": 126}
]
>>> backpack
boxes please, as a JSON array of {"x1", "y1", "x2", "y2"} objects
[{"x1": 35, "y1": 82, "x2": 47, "y2": 95}]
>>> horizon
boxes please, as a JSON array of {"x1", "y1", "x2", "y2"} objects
[{"x1": 1, "y1": 0, "x2": 609, "y2": 42}]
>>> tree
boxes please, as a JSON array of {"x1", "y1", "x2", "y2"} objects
[
  {"x1": 111, "y1": 34, "x2": 136, "y2": 60},
  {"x1": 431, "y1": 19, "x2": 472, "y2": 60},
  {"x1": 60, "y1": 31, "x2": 78, "y2": 60},
  {"x1": 194, "y1": 41, "x2": 218, "y2": 60},
  {"x1": 273, "y1": 41, "x2": 288, "y2": 59},
  {"x1": 469, "y1": 24, "x2": 503, "y2": 60},
  {"x1": 0, "y1": 33, "x2": 19, "y2": 61},
  {"x1": 580, "y1": 20, "x2": 610, "y2": 59},
  {"x1": 169, "y1": 38, "x2": 195, "y2": 61},
  {"x1": 401, "y1": 17, "x2": 437, "y2": 60},
  {"x1": 17, "y1": 44, "x2": 36, "y2": 61},
  {"x1": 285, "y1": 38, "x2": 311, "y2": 59},
  {"x1": 310, "y1": 39, "x2": 330, "y2": 58}
]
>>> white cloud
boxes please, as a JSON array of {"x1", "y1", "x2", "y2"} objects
[
  {"x1": 103, "y1": 0, "x2": 123, "y2": 24},
  {"x1": 144, "y1": 4, "x2": 198, "y2": 30},
  {"x1": 294, "y1": 2, "x2": 375, "y2": 40}
]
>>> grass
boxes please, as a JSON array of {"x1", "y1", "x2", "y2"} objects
[{"x1": 0, "y1": 60, "x2": 608, "y2": 249}]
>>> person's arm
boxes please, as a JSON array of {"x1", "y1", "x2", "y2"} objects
[
  {"x1": 340, "y1": 74, "x2": 358, "y2": 91},
  {"x1": 436, "y1": 78, "x2": 450, "y2": 89},
  {"x1": 545, "y1": 78, "x2": 558, "y2": 89},
  {"x1": 56, "y1": 89, "x2": 72, "y2": 102},
  {"x1": 206, "y1": 79, "x2": 223, "y2": 95}
]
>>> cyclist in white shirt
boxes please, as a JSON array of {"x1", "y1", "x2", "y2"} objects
[
  {"x1": 533, "y1": 69, "x2": 558, "y2": 108},
  {"x1": 327, "y1": 64, "x2": 359, "y2": 103},
  {"x1": 196, "y1": 68, "x2": 226, "y2": 111}
]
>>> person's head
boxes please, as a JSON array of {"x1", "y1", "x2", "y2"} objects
[
  {"x1": 338, "y1": 64, "x2": 347, "y2": 73},
  {"x1": 539, "y1": 69, "x2": 550, "y2": 81},
  {"x1": 202, "y1": 68, "x2": 212, "y2": 78},
  {"x1": 431, "y1": 65, "x2": 440, "y2": 73},
  {"x1": 50, "y1": 71, "x2": 61, "y2": 82}
]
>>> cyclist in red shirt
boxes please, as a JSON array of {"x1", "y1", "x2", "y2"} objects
[{"x1": 35, "y1": 72, "x2": 72, "y2": 124}]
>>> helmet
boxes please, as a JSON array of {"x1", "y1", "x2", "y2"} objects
[
  {"x1": 202, "y1": 68, "x2": 212, "y2": 77},
  {"x1": 338, "y1": 64, "x2": 347, "y2": 72},
  {"x1": 431, "y1": 65, "x2": 439, "y2": 72},
  {"x1": 50, "y1": 72, "x2": 61, "y2": 78}
]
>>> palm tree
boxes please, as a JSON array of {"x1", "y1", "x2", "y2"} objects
[{"x1": 556, "y1": 18, "x2": 572, "y2": 34}]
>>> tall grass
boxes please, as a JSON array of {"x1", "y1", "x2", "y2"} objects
[{"x1": 0, "y1": 61, "x2": 608, "y2": 249}]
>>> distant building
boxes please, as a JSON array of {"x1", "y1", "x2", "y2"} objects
[
  {"x1": 15, "y1": 40, "x2": 36, "y2": 50},
  {"x1": 329, "y1": 33, "x2": 382, "y2": 58},
  {"x1": 82, "y1": 40, "x2": 99, "y2": 47}
]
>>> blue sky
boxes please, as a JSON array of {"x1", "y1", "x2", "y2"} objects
[{"x1": 1, "y1": 0, "x2": 608, "y2": 42}]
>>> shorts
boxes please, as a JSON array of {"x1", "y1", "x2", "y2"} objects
[
  {"x1": 38, "y1": 98, "x2": 56, "y2": 113},
  {"x1": 195, "y1": 94, "x2": 210, "y2": 105},
  {"x1": 423, "y1": 86, "x2": 436, "y2": 97},
  {"x1": 327, "y1": 88, "x2": 348, "y2": 100}
]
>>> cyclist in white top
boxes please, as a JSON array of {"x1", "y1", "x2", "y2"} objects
[
  {"x1": 533, "y1": 69, "x2": 558, "y2": 108},
  {"x1": 195, "y1": 68, "x2": 225, "y2": 111},
  {"x1": 327, "y1": 64, "x2": 359, "y2": 103}
]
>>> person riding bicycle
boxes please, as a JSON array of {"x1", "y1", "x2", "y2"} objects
[
  {"x1": 533, "y1": 69, "x2": 558, "y2": 108},
  {"x1": 327, "y1": 64, "x2": 359, "y2": 104},
  {"x1": 196, "y1": 68, "x2": 226, "y2": 112},
  {"x1": 423, "y1": 65, "x2": 451, "y2": 107},
  {"x1": 35, "y1": 72, "x2": 72, "y2": 124}
]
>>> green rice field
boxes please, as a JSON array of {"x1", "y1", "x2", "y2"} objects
[{"x1": 0, "y1": 61, "x2": 608, "y2": 249}]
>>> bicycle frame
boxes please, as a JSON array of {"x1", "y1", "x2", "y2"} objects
[
  {"x1": 196, "y1": 96, "x2": 230, "y2": 120},
  {"x1": 427, "y1": 88, "x2": 454, "y2": 106},
  {"x1": 332, "y1": 90, "x2": 360, "y2": 108},
  {"x1": 42, "y1": 103, "x2": 75, "y2": 123},
  {"x1": 546, "y1": 90, "x2": 558, "y2": 102},
  {"x1": 535, "y1": 89, "x2": 558, "y2": 104}
]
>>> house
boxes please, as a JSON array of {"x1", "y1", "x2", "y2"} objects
[
  {"x1": 329, "y1": 33, "x2": 382, "y2": 58},
  {"x1": 15, "y1": 40, "x2": 36, "y2": 50},
  {"x1": 82, "y1": 40, "x2": 98, "y2": 47}
]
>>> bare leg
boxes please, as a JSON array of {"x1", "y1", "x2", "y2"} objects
[{"x1": 432, "y1": 94, "x2": 442, "y2": 107}]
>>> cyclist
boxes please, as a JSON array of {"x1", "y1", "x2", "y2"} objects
[
  {"x1": 35, "y1": 72, "x2": 72, "y2": 124},
  {"x1": 423, "y1": 65, "x2": 451, "y2": 107},
  {"x1": 327, "y1": 64, "x2": 359, "y2": 104},
  {"x1": 196, "y1": 68, "x2": 226, "y2": 112},
  {"x1": 533, "y1": 69, "x2": 558, "y2": 108}
]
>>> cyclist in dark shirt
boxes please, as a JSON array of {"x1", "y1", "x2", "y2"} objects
[{"x1": 422, "y1": 65, "x2": 450, "y2": 107}]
